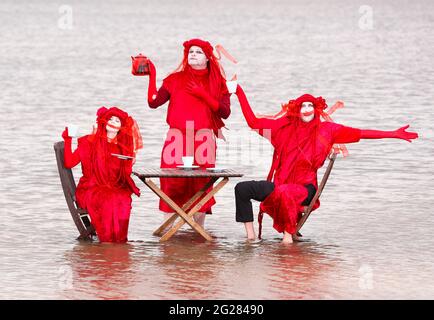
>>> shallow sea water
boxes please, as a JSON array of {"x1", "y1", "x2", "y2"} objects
[{"x1": 0, "y1": 0, "x2": 433, "y2": 299}]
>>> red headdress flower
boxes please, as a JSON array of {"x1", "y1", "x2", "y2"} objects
[
  {"x1": 257, "y1": 94, "x2": 348, "y2": 156},
  {"x1": 183, "y1": 38, "x2": 214, "y2": 59},
  {"x1": 86, "y1": 106, "x2": 143, "y2": 188},
  {"x1": 280, "y1": 94, "x2": 328, "y2": 119},
  {"x1": 94, "y1": 106, "x2": 143, "y2": 155},
  {"x1": 170, "y1": 38, "x2": 237, "y2": 100}
]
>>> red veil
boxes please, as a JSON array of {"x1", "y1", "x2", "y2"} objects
[
  {"x1": 258, "y1": 94, "x2": 348, "y2": 158},
  {"x1": 88, "y1": 106, "x2": 143, "y2": 188},
  {"x1": 169, "y1": 38, "x2": 237, "y2": 100}
]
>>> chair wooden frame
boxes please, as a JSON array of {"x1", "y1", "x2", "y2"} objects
[
  {"x1": 53, "y1": 141, "x2": 96, "y2": 240},
  {"x1": 296, "y1": 152, "x2": 337, "y2": 233}
]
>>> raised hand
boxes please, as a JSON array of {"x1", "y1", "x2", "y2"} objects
[
  {"x1": 147, "y1": 59, "x2": 158, "y2": 103},
  {"x1": 147, "y1": 59, "x2": 156, "y2": 77},
  {"x1": 62, "y1": 127, "x2": 71, "y2": 140},
  {"x1": 394, "y1": 125, "x2": 419, "y2": 142}
]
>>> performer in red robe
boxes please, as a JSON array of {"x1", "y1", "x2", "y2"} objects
[
  {"x1": 145, "y1": 38, "x2": 232, "y2": 227},
  {"x1": 234, "y1": 85, "x2": 418, "y2": 243},
  {"x1": 62, "y1": 107, "x2": 143, "y2": 243}
]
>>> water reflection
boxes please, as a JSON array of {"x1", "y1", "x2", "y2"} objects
[
  {"x1": 1, "y1": 0, "x2": 433, "y2": 299},
  {"x1": 263, "y1": 241, "x2": 340, "y2": 299},
  {"x1": 62, "y1": 242, "x2": 135, "y2": 299},
  {"x1": 155, "y1": 232, "x2": 222, "y2": 299}
]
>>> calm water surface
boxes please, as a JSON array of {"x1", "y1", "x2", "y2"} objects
[{"x1": 1, "y1": 0, "x2": 434, "y2": 299}]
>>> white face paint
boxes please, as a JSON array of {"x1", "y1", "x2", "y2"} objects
[
  {"x1": 106, "y1": 116, "x2": 121, "y2": 135},
  {"x1": 187, "y1": 45, "x2": 208, "y2": 70},
  {"x1": 300, "y1": 102, "x2": 315, "y2": 123}
]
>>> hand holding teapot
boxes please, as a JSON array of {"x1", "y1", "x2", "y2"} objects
[{"x1": 131, "y1": 53, "x2": 150, "y2": 76}]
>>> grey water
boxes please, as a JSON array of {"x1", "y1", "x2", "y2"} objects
[{"x1": 0, "y1": 0, "x2": 433, "y2": 299}]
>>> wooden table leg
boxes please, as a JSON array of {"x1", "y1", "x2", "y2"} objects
[
  {"x1": 152, "y1": 177, "x2": 218, "y2": 236},
  {"x1": 160, "y1": 177, "x2": 229, "y2": 241},
  {"x1": 143, "y1": 178, "x2": 213, "y2": 241}
]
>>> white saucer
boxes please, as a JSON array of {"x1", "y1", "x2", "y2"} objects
[
  {"x1": 206, "y1": 167, "x2": 226, "y2": 172},
  {"x1": 176, "y1": 165, "x2": 200, "y2": 170}
]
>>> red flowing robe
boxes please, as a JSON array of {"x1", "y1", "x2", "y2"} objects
[
  {"x1": 237, "y1": 91, "x2": 361, "y2": 234},
  {"x1": 149, "y1": 67, "x2": 230, "y2": 213},
  {"x1": 64, "y1": 136, "x2": 140, "y2": 242}
]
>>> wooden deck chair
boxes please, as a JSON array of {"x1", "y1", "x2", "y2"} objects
[
  {"x1": 53, "y1": 141, "x2": 96, "y2": 240},
  {"x1": 296, "y1": 152, "x2": 337, "y2": 233}
]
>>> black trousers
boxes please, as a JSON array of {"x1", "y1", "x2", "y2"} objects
[{"x1": 234, "y1": 180, "x2": 316, "y2": 222}]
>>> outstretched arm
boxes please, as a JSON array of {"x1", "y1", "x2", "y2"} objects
[
  {"x1": 333, "y1": 124, "x2": 418, "y2": 145},
  {"x1": 360, "y1": 125, "x2": 418, "y2": 142},
  {"x1": 235, "y1": 84, "x2": 280, "y2": 134},
  {"x1": 147, "y1": 60, "x2": 170, "y2": 109},
  {"x1": 62, "y1": 128, "x2": 80, "y2": 168}
]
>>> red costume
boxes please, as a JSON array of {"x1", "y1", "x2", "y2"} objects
[
  {"x1": 147, "y1": 39, "x2": 231, "y2": 213},
  {"x1": 62, "y1": 107, "x2": 143, "y2": 242},
  {"x1": 236, "y1": 86, "x2": 417, "y2": 237}
]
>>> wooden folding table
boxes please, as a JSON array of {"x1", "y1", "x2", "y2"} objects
[{"x1": 133, "y1": 168, "x2": 243, "y2": 241}]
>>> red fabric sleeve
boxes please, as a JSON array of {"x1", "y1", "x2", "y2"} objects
[
  {"x1": 161, "y1": 74, "x2": 174, "y2": 93},
  {"x1": 63, "y1": 137, "x2": 80, "y2": 168},
  {"x1": 148, "y1": 86, "x2": 170, "y2": 109},
  {"x1": 217, "y1": 93, "x2": 231, "y2": 119},
  {"x1": 332, "y1": 125, "x2": 362, "y2": 144},
  {"x1": 147, "y1": 61, "x2": 171, "y2": 108},
  {"x1": 236, "y1": 85, "x2": 281, "y2": 138}
]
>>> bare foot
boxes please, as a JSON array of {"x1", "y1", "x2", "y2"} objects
[
  {"x1": 244, "y1": 222, "x2": 256, "y2": 241},
  {"x1": 281, "y1": 231, "x2": 294, "y2": 244},
  {"x1": 246, "y1": 235, "x2": 256, "y2": 241},
  {"x1": 292, "y1": 233, "x2": 303, "y2": 242}
]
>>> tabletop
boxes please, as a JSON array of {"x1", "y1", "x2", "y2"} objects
[{"x1": 133, "y1": 168, "x2": 244, "y2": 178}]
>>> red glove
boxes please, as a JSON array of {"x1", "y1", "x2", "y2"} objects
[
  {"x1": 147, "y1": 59, "x2": 158, "y2": 103},
  {"x1": 62, "y1": 127, "x2": 71, "y2": 140},
  {"x1": 62, "y1": 127, "x2": 80, "y2": 168},
  {"x1": 185, "y1": 81, "x2": 207, "y2": 99},
  {"x1": 360, "y1": 125, "x2": 418, "y2": 142},
  {"x1": 148, "y1": 59, "x2": 156, "y2": 77},
  {"x1": 185, "y1": 81, "x2": 219, "y2": 112},
  {"x1": 393, "y1": 125, "x2": 419, "y2": 142}
]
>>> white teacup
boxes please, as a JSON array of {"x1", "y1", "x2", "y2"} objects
[
  {"x1": 67, "y1": 124, "x2": 80, "y2": 138},
  {"x1": 226, "y1": 80, "x2": 237, "y2": 94},
  {"x1": 181, "y1": 156, "x2": 194, "y2": 167}
]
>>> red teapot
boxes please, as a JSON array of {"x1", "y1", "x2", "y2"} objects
[{"x1": 131, "y1": 53, "x2": 150, "y2": 76}]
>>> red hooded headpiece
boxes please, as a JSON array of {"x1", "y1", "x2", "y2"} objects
[
  {"x1": 257, "y1": 94, "x2": 348, "y2": 156},
  {"x1": 170, "y1": 38, "x2": 237, "y2": 100},
  {"x1": 94, "y1": 106, "x2": 143, "y2": 155},
  {"x1": 88, "y1": 106, "x2": 143, "y2": 189},
  {"x1": 183, "y1": 38, "x2": 214, "y2": 59}
]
